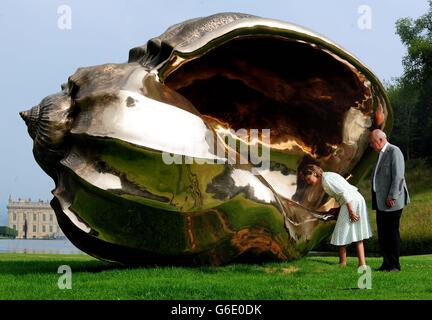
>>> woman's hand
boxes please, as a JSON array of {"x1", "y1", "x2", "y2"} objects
[
  {"x1": 346, "y1": 202, "x2": 359, "y2": 222},
  {"x1": 349, "y1": 211, "x2": 360, "y2": 223}
]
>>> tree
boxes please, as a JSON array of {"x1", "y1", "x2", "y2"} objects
[
  {"x1": 393, "y1": 1, "x2": 432, "y2": 158},
  {"x1": 385, "y1": 80, "x2": 419, "y2": 160},
  {"x1": 396, "y1": 2, "x2": 432, "y2": 85}
]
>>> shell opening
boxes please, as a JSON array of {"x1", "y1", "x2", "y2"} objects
[{"x1": 164, "y1": 36, "x2": 374, "y2": 158}]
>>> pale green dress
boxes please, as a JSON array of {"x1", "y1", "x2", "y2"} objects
[{"x1": 322, "y1": 172, "x2": 372, "y2": 246}]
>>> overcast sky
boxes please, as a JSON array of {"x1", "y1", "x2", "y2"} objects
[{"x1": 0, "y1": 0, "x2": 429, "y2": 224}]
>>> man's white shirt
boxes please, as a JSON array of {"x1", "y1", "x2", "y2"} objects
[{"x1": 373, "y1": 142, "x2": 389, "y2": 192}]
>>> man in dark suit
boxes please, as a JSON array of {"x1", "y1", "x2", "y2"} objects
[{"x1": 369, "y1": 129, "x2": 410, "y2": 272}]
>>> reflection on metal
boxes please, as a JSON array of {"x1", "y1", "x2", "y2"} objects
[{"x1": 20, "y1": 13, "x2": 391, "y2": 266}]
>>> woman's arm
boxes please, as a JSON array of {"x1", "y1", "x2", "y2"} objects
[
  {"x1": 322, "y1": 173, "x2": 354, "y2": 205},
  {"x1": 346, "y1": 202, "x2": 359, "y2": 222}
]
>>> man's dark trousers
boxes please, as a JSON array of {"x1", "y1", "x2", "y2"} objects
[{"x1": 373, "y1": 191, "x2": 402, "y2": 270}]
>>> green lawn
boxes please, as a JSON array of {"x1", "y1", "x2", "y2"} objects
[{"x1": 1, "y1": 253, "x2": 431, "y2": 299}]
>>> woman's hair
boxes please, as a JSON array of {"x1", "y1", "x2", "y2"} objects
[{"x1": 302, "y1": 164, "x2": 323, "y2": 177}]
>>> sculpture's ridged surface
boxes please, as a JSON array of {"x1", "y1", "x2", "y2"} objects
[{"x1": 20, "y1": 13, "x2": 391, "y2": 266}]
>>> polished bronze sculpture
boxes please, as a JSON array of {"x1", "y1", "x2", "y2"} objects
[{"x1": 20, "y1": 13, "x2": 390, "y2": 266}]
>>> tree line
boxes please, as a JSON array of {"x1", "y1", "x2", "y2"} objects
[{"x1": 386, "y1": 0, "x2": 432, "y2": 160}]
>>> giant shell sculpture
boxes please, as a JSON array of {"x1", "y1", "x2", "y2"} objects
[{"x1": 20, "y1": 13, "x2": 390, "y2": 266}]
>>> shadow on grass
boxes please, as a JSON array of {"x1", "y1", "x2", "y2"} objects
[
  {"x1": 0, "y1": 259, "x2": 121, "y2": 275},
  {"x1": 0, "y1": 255, "x2": 307, "y2": 276},
  {"x1": 306, "y1": 258, "x2": 339, "y2": 266}
]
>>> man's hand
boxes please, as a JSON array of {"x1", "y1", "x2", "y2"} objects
[{"x1": 386, "y1": 197, "x2": 396, "y2": 208}]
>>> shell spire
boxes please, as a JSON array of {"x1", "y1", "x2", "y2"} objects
[{"x1": 20, "y1": 105, "x2": 40, "y2": 139}]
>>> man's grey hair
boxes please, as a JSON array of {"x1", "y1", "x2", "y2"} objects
[
  {"x1": 371, "y1": 129, "x2": 387, "y2": 140},
  {"x1": 376, "y1": 130, "x2": 387, "y2": 139}
]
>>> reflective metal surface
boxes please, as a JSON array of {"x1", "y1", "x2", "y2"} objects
[{"x1": 20, "y1": 13, "x2": 391, "y2": 266}]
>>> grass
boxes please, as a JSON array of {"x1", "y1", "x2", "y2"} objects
[{"x1": 0, "y1": 253, "x2": 431, "y2": 299}]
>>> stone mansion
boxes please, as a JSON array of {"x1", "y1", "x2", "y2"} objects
[{"x1": 7, "y1": 196, "x2": 64, "y2": 239}]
